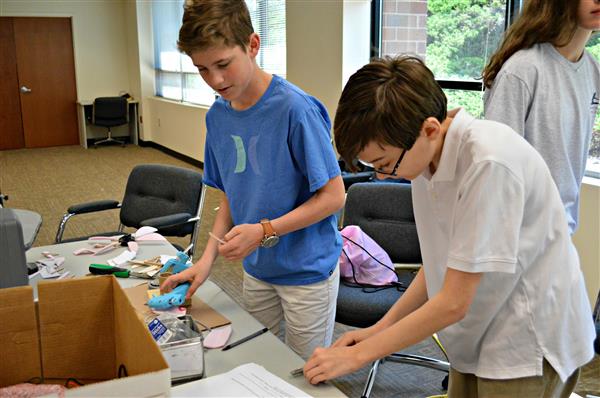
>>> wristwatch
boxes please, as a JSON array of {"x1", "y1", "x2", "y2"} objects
[{"x1": 259, "y1": 219, "x2": 279, "y2": 248}]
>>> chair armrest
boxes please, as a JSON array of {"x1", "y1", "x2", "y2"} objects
[
  {"x1": 140, "y1": 213, "x2": 193, "y2": 230},
  {"x1": 67, "y1": 200, "x2": 121, "y2": 215},
  {"x1": 55, "y1": 200, "x2": 121, "y2": 243}
]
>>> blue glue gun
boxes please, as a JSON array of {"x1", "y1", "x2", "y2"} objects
[
  {"x1": 147, "y1": 249, "x2": 193, "y2": 311},
  {"x1": 159, "y1": 251, "x2": 191, "y2": 274},
  {"x1": 148, "y1": 282, "x2": 191, "y2": 310}
]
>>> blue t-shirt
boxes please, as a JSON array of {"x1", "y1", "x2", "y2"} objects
[{"x1": 203, "y1": 75, "x2": 342, "y2": 285}]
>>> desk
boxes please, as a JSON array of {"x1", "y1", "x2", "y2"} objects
[
  {"x1": 76, "y1": 100, "x2": 139, "y2": 149},
  {"x1": 26, "y1": 241, "x2": 346, "y2": 397}
]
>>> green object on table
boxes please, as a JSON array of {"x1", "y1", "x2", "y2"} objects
[{"x1": 89, "y1": 263, "x2": 130, "y2": 278}]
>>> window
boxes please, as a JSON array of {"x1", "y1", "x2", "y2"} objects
[
  {"x1": 372, "y1": 0, "x2": 599, "y2": 178},
  {"x1": 152, "y1": 0, "x2": 286, "y2": 107},
  {"x1": 373, "y1": 0, "x2": 510, "y2": 117}
]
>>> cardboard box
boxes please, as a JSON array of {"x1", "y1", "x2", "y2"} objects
[{"x1": 0, "y1": 276, "x2": 170, "y2": 397}]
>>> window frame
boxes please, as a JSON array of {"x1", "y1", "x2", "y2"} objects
[{"x1": 369, "y1": 0, "x2": 522, "y2": 92}]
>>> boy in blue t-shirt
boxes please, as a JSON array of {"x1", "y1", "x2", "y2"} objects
[{"x1": 161, "y1": 0, "x2": 345, "y2": 359}]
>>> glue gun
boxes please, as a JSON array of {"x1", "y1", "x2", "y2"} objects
[
  {"x1": 147, "y1": 247, "x2": 193, "y2": 311},
  {"x1": 147, "y1": 282, "x2": 191, "y2": 310},
  {"x1": 159, "y1": 250, "x2": 191, "y2": 274}
]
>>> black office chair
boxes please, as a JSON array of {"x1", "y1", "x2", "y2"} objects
[
  {"x1": 92, "y1": 96, "x2": 129, "y2": 147},
  {"x1": 337, "y1": 182, "x2": 450, "y2": 398},
  {"x1": 55, "y1": 164, "x2": 205, "y2": 254}
]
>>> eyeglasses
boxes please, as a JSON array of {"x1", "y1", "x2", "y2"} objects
[{"x1": 357, "y1": 148, "x2": 407, "y2": 176}]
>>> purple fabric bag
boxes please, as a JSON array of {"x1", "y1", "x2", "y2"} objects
[{"x1": 339, "y1": 225, "x2": 397, "y2": 286}]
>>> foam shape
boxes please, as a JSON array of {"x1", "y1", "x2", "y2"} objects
[{"x1": 203, "y1": 325, "x2": 232, "y2": 349}]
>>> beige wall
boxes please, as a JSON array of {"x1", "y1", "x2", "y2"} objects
[
  {"x1": 0, "y1": 0, "x2": 130, "y2": 102},
  {"x1": 573, "y1": 179, "x2": 600, "y2": 307},
  {"x1": 147, "y1": 97, "x2": 207, "y2": 161}
]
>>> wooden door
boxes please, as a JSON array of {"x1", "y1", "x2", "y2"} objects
[
  {"x1": 13, "y1": 17, "x2": 79, "y2": 148},
  {"x1": 0, "y1": 18, "x2": 25, "y2": 150}
]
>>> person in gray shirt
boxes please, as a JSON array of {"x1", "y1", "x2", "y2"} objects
[{"x1": 483, "y1": 0, "x2": 600, "y2": 235}]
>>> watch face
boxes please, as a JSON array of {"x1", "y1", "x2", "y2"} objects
[{"x1": 261, "y1": 235, "x2": 279, "y2": 248}]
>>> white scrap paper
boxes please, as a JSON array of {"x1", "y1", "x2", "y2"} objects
[{"x1": 108, "y1": 250, "x2": 136, "y2": 266}]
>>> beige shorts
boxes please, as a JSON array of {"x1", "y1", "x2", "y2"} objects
[
  {"x1": 242, "y1": 264, "x2": 339, "y2": 360},
  {"x1": 448, "y1": 358, "x2": 580, "y2": 398}
]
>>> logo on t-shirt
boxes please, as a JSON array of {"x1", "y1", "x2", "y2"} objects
[
  {"x1": 591, "y1": 92, "x2": 599, "y2": 117},
  {"x1": 230, "y1": 134, "x2": 261, "y2": 175}
]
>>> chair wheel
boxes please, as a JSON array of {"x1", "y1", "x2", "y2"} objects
[{"x1": 442, "y1": 374, "x2": 449, "y2": 390}]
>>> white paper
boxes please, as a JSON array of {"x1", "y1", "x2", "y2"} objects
[
  {"x1": 108, "y1": 250, "x2": 136, "y2": 266},
  {"x1": 171, "y1": 363, "x2": 312, "y2": 398}
]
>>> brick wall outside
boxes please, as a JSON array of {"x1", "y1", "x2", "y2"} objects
[{"x1": 381, "y1": 0, "x2": 428, "y2": 59}]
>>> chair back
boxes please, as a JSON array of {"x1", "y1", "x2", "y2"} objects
[
  {"x1": 343, "y1": 182, "x2": 421, "y2": 264},
  {"x1": 336, "y1": 182, "x2": 420, "y2": 328},
  {"x1": 120, "y1": 164, "x2": 203, "y2": 237},
  {"x1": 93, "y1": 97, "x2": 129, "y2": 127}
]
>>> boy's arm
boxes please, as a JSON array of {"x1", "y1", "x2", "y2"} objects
[
  {"x1": 305, "y1": 268, "x2": 482, "y2": 384},
  {"x1": 271, "y1": 174, "x2": 345, "y2": 235},
  {"x1": 331, "y1": 267, "x2": 429, "y2": 348},
  {"x1": 220, "y1": 175, "x2": 345, "y2": 261},
  {"x1": 162, "y1": 192, "x2": 233, "y2": 298},
  {"x1": 374, "y1": 267, "x2": 429, "y2": 328}
]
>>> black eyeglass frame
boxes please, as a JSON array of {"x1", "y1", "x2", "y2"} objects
[{"x1": 357, "y1": 148, "x2": 407, "y2": 176}]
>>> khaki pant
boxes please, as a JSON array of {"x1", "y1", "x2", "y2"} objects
[
  {"x1": 448, "y1": 359, "x2": 580, "y2": 398},
  {"x1": 242, "y1": 264, "x2": 339, "y2": 360}
]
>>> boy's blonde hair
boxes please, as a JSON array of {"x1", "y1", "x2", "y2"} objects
[
  {"x1": 178, "y1": 0, "x2": 254, "y2": 55},
  {"x1": 334, "y1": 56, "x2": 447, "y2": 169}
]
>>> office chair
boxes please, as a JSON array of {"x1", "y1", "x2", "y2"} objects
[
  {"x1": 92, "y1": 96, "x2": 129, "y2": 147},
  {"x1": 55, "y1": 164, "x2": 205, "y2": 254},
  {"x1": 337, "y1": 182, "x2": 450, "y2": 398}
]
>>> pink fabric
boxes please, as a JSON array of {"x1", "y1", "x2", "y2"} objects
[
  {"x1": 339, "y1": 225, "x2": 397, "y2": 286},
  {"x1": 0, "y1": 383, "x2": 66, "y2": 398}
]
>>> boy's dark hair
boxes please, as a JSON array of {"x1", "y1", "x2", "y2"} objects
[
  {"x1": 178, "y1": 0, "x2": 254, "y2": 56},
  {"x1": 334, "y1": 56, "x2": 447, "y2": 169}
]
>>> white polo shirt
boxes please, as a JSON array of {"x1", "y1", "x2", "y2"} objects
[{"x1": 412, "y1": 109, "x2": 594, "y2": 381}]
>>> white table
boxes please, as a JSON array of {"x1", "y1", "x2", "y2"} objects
[{"x1": 26, "y1": 241, "x2": 346, "y2": 397}]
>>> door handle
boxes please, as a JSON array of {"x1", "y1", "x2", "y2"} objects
[{"x1": 20, "y1": 85, "x2": 32, "y2": 93}]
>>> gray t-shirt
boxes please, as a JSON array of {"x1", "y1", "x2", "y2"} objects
[{"x1": 484, "y1": 42, "x2": 600, "y2": 233}]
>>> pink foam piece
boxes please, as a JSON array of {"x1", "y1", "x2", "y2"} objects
[{"x1": 203, "y1": 325, "x2": 232, "y2": 348}]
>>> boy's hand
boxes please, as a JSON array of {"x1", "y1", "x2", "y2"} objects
[
  {"x1": 219, "y1": 223, "x2": 263, "y2": 261},
  {"x1": 331, "y1": 327, "x2": 375, "y2": 348},
  {"x1": 160, "y1": 263, "x2": 210, "y2": 299},
  {"x1": 304, "y1": 346, "x2": 364, "y2": 385}
]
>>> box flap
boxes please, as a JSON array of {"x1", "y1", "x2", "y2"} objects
[
  {"x1": 0, "y1": 286, "x2": 41, "y2": 387},
  {"x1": 112, "y1": 278, "x2": 168, "y2": 376},
  {"x1": 37, "y1": 277, "x2": 115, "y2": 380}
]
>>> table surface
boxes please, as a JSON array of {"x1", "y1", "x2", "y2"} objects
[{"x1": 26, "y1": 240, "x2": 346, "y2": 397}]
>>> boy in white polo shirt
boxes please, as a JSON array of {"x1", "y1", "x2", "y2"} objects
[{"x1": 303, "y1": 56, "x2": 595, "y2": 397}]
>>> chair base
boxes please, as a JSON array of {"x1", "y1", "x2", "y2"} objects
[
  {"x1": 94, "y1": 128, "x2": 126, "y2": 147},
  {"x1": 94, "y1": 136, "x2": 126, "y2": 147},
  {"x1": 361, "y1": 353, "x2": 450, "y2": 398}
]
